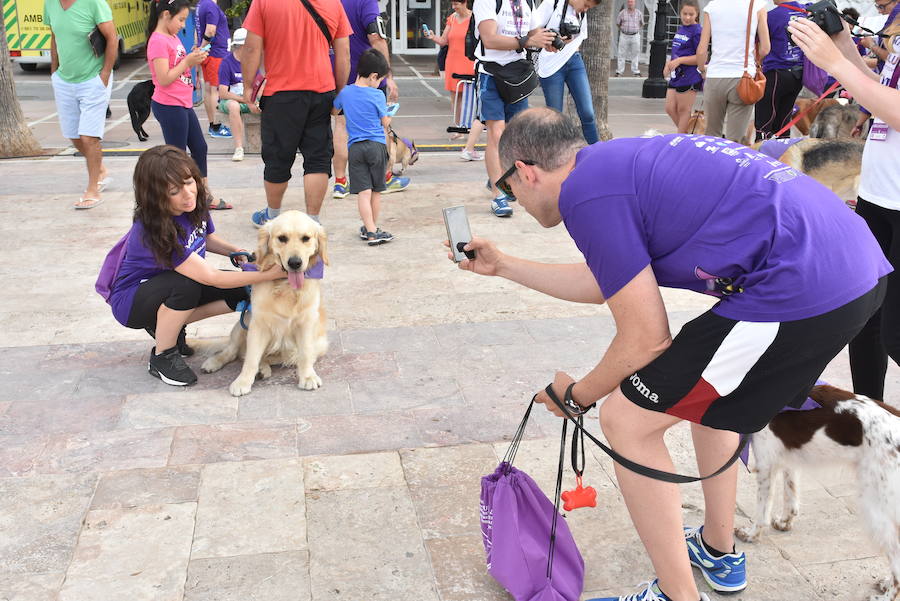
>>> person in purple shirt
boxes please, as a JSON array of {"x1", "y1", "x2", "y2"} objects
[
  {"x1": 108, "y1": 146, "x2": 284, "y2": 386},
  {"x1": 754, "y1": 1, "x2": 807, "y2": 139},
  {"x1": 664, "y1": 0, "x2": 702, "y2": 133},
  {"x1": 196, "y1": 0, "x2": 231, "y2": 138},
  {"x1": 452, "y1": 108, "x2": 890, "y2": 601},
  {"x1": 332, "y1": 0, "x2": 408, "y2": 200}
]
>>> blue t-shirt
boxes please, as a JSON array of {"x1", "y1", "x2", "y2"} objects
[
  {"x1": 109, "y1": 213, "x2": 215, "y2": 326},
  {"x1": 669, "y1": 23, "x2": 702, "y2": 87},
  {"x1": 560, "y1": 136, "x2": 892, "y2": 323},
  {"x1": 340, "y1": 0, "x2": 382, "y2": 85},
  {"x1": 762, "y1": 2, "x2": 806, "y2": 72},
  {"x1": 196, "y1": 0, "x2": 230, "y2": 58},
  {"x1": 333, "y1": 84, "x2": 388, "y2": 146}
]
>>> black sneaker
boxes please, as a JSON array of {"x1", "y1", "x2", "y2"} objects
[
  {"x1": 148, "y1": 346, "x2": 198, "y2": 386},
  {"x1": 145, "y1": 326, "x2": 194, "y2": 357},
  {"x1": 366, "y1": 230, "x2": 394, "y2": 246}
]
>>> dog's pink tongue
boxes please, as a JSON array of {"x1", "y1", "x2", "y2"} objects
[{"x1": 288, "y1": 270, "x2": 304, "y2": 290}]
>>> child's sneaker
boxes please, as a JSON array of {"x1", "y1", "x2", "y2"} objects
[
  {"x1": 334, "y1": 179, "x2": 349, "y2": 199},
  {"x1": 491, "y1": 195, "x2": 513, "y2": 217},
  {"x1": 232, "y1": 147, "x2": 244, "y2": 162},
  {"x1": 148, "y1": 346, "x2": 197, "y2": 386},
  {"x1": 366, "y1": 230, "x2": 394, "y2": 246},
  {"x1": 587, "y1": 579, "x2": 710, "y2": 601},
  {"x1": 684, "y1": 526, "x2": 747, "y2": 593},
  {"x1": 384, "y1": 175, "x2": 410, "y2": 193}
]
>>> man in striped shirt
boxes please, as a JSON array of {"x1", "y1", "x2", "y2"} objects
[{"x1": 616, "y1": 0, "x2": 643, "y2": 76}]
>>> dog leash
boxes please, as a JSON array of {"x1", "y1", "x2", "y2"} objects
[{"x1": 773, "y1": 80, "x2": 842, "y2": 138}]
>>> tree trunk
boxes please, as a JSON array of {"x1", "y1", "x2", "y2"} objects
[
  {"x1": 0, "y1": 19, "x2": 43, "y2": 158},
  {"x1": 568, "y1": 0, "x2": 613, "y2": 140}
]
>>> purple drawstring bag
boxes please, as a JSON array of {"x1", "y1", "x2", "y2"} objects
[
  {"x1": 95, "y1": 232, "x2": 131, "y2": 303},
  {"x1": 480, "y1": 402, "x2": 585, "y2": 601},
  {"x1": 802, "y1": 55, "x2": 830, "y2": 96}
]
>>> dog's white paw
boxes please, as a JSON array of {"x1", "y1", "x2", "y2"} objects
[
  {"x1": 875, "y1": 576, "x2": 896, "y2": 594},
  {"x1": 299, "y1": 371, "x2": 322, "y2": 390},
  {"x1": 229, "y1": 377, "x2": 254, "y2": 397},
  {"x1": 258, "y1": 362, "x2": 272, "y2": 379},
  {"x1": 771, "y1": 516, "x2": 794, "y2": 532},
  {"x1": 734, "y1": 525, "x2": 761, "y2": 543},
  {"x1": 201, "y1": 354, "x2": 226, "y2": 373}
]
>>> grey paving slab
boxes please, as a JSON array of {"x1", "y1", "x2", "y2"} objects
[
  {"x1": 430, "y1": 320, "x2": 536, "y2": 349},
  {"x1": 191, "y1": 458, "x2": 306, "y2": 559},
  {"x1": 184, "y1": 551, "x2": 310, "y2": 601},
  {"x1": 410, "y1": 483, "x2": 483, "y2": 540},
  {"x1": 58, "y1": 503, "x2": 196, "y2": 601},
  {"x1": 237, "y1": 381, "x2": 352, "y2": 421},
  {"x1": 0, "y1": 435, "x2": 49, "y2": 477},
  {"x1": 118, "y1": 389, "x2": 238, "y2": 429},
  {"x1": 0, "y1": 473, "x2": 97, "y2": 574},
  {"x1": 426, "y1": 536, "x2": 510, "y2": 601},
  {"x1": 400, "y1": 444, "x2": 499, "y2": 488},
  {"x1": 90, "y1": 466, "x2": 201, "y2": 510},
  {"x1": 341, "y1": 325, "x2": 441, "y2": 353},
  {"x1": 0, "y1": 572, "x2": 65, "y2": 601},
  {"x1": 350, "y1": 375, "x2": 464, "y2": 413},
  {"x1": 168, "y1": 422, "x2": 298, "y2": 465},
  {"x1": 797, "y1": 557, "x2": 892, "y2": 601},
  {"x1": 304, "y1": 451, "x2": 405, "y2": 491},
  {"x1": 0, "y1": 396, "x2": 123, "y2": 435},
  {"x1": 33, "y1": 427, "x2": 174, "y2": 475},
  {"x1": 299, "y1": 412, "x2": 424, "y2": 456}
]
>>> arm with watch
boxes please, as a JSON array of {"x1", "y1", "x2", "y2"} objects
[{"x1": 475, "y1": 4, "x2": 557, "y2": 51}]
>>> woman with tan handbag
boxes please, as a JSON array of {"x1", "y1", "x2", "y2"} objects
[{"x1": 696, "y1": 0, "x2": 770, "y2": 142}]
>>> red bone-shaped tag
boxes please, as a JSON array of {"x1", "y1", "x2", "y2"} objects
[{"x1": 561, "y1": 475, "x2": 597, "y2": 511}]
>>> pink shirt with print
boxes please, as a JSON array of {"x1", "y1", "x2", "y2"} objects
[{"x1": 147, "y1": 32, "x2": 193, "y2": 108}]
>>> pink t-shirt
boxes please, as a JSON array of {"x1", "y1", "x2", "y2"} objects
[{"x1": 147, "y1": 32, "x2": 193, "y2": 108}]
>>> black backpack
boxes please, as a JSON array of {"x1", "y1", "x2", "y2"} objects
[{"x1": 464, "y1": 0, "x2": 532, "y2": 62}]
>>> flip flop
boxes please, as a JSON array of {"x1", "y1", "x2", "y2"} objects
[
  {"x1": 209, "y1": 198, "x2": 233, "y2": 210},
  {"x1": 98, "y1": 176, "x2": 112, "y2": 192},
  {"x1": 75, "y1": 197, "x2": 104, "y2": 210}
]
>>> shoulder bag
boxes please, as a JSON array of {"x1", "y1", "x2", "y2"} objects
[{"x1": 737, "y1": 0, "x2": 766, "y2": 105}]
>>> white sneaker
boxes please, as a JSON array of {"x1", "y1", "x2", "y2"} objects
[
  {"x1": 232, "y1": 147, "x2": 244, "y2": 162},
  {"x1": 460, "y1": 149, "x2": 484, "y2": 161}
]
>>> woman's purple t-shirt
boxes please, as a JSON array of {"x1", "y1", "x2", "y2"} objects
[
  {"x1": 560, "y1": 136, "x2": 891, "y2": 322},
  {"x1": 109, "y1": 213, "x2": 215, "y2": 326},
  {"x1": 762, "y1": 2, "x2": 806, "y2": 72},
  {"x1": 669, "y1": 23, "x2": 702, "y2": 87}
]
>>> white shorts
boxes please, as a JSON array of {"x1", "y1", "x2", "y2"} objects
[{"x1": 51, "y1": 71, "x2": 114, "y2": 140}]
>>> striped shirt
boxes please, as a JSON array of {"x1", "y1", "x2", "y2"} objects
[{"x1": 616, "y1": 8, "x2": 643, "y2": 34}]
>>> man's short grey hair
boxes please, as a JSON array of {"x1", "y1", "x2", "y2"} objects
[{"x1": 498, "y1": 108, "x2": 587, "y2": 173}]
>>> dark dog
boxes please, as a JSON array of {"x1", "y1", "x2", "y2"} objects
[{"x1": 127, "y1": 80, "x2": 155, "y2": 142}]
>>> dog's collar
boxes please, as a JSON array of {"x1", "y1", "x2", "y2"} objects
[{"x1": 240, "y1": 261, "x2": 325, "y2": 279}]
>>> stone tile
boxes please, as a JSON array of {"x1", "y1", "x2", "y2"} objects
[
  {"x1": 797, "y1": 557, "x2": 891, "y2": 601},
  {"x1": 0, "y1": 396, "x2": 123, "y2": 435},
  {"x1": 430, "y1": 320, "x2": 534, "y2": 349},
  {"x1": 39, "y1": 341, "x2": 146, "y2": 370},
  {"x1": 304, "y1": 452, "x2": 405, "y2": 491},
  {"x1": 459, "y1": 370, "x2": 554, "y2": 407},
  {"x1": 414, "y1": 405, "x2": 548, "y2": 447},
  {"x1": 409, "y1": 483, "x2": 482, "y2": 539},
  {"x1": 521, "y1": 315, "x2": 615, "y2": 343},
  {"x1": 350, "y1": 375, "x2": 464, "y2": 413},
  {"x1": 0, "y1": 473, "x2": 97, "y2": 574},
  {"x1": 119, "y1": 389, "x2": 238, "y2": 429},
  {"x1": 90, "y1": 466, "x2": 201, "y2": 509},
  {"x1": 494, "y1": 339, "x2": 606, "y2": 373},
  {"x1": 184, "y1": 551, "x2": 310, "y2": 601},
  {"x1": 299, "y1": 413, "x2": 424, "y2": 456},
  {"x1": 74, "y1": 365, "x2": 174, "y2": 398},
  {"x1": 237, "y1": 381, "x2": 352, "y2": 421},
  {"x1": 0, "y1": 401, "x2": 10, "y2": 416},
  {"x1": 168, "y1": 423, "x2": 297, "y2": 465},
  {"x1": 400, "y1": 444, "x2": 498, "y2": 488},
  {"x1": 58, "y1": 503, "x2": 196, "y2": 601},
  {"x1": 0, "y1": 434, "x2": 49, "y2": 477},
  {"x1": 33, "y1": 428, "x2": 174, "y2": 475},
  {"x1": 306, "y1": 487, "x2": 438, "y2": 601},
  {"x1": 426, "y1": 536, "x2": 509, "y2": 601},
  {"x1": 0, "y1": 369, "x2": 82, "y2": 402},
  {"x1": 341, "y1": 326, "x2": 440, "y2": 353},
  {"x1": 191, "y1": 458, "x2": 306, "y2": 559},
  {"x1": 0, "y1": 572, "x2": 65, "y2": 601},
  {"x1": 315, "y1": 350, "x2": 400, "y2": 381}
]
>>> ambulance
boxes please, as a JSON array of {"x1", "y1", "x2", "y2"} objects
[{"x1": 4, "y1": 0, "x2": 150, "y2": 71}]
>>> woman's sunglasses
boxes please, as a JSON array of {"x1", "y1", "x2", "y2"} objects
[{"x1": 495, "y1": 160, "x2": 535, "y2": 197}]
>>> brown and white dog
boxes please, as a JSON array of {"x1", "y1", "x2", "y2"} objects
[
  {"x1": 736, "y1": 385, "x2": 900, "y2": 601},
  {"x1": 387, "y1": 128, "x2": 419, "y2": 176}
]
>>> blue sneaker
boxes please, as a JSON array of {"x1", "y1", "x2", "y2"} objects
[
  {"x1": 491, "y1": 195, "x2": 513, "y2": 217},
  {"x1": 383, "y1": 175, "x2": 410, "y2": 193},
  {"x1": 333, "y1": 180, "x2": 349, "y2": 199},
  {"x1": 251, "y1": 208, "x2": 272, "y2": 228},
  {"x1": 209, "y1": 124, "x2": 232, "y2": 139},
  {"x1": 587, "y1": 579, "x2": 709, "y2": 601},
  {"x1": 684, "y1": 526, "x2": 747, "y2": 594}
]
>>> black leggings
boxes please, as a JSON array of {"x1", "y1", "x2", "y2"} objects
[
  {"x1": 125, "y1": 270, "x2": 248, "y2": 330},
  {"x1": 848, "y1": 198, "x2": 900, "y2": 400},
  {"x1": 755, "y1": 68, "x2": 803, "y2": 140}
]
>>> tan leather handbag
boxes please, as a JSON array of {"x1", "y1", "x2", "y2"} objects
[{"x1": 737, "y1": 0, "x2": 766, "y2": 105}]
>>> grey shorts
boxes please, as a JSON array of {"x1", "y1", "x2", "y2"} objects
[{"x1": 348, "y1": 140, "x2": 388, "y2": 194}]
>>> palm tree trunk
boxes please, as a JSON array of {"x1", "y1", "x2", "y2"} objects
[
  {"x1": 0, "y1": 19, "x2": 43, "y2": 157},
  {"x1": 567, "y1": 0, "x2": 613, "y2": 140}
]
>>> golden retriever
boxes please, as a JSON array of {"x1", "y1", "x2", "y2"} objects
[{"x1": 201, "y1": 210, "x2": 329, "y2": 396}]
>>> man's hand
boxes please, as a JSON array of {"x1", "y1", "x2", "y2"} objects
[
  {"x1": 100, "y1": 69, "x2": 111, "y2": 87},
  {"x1": 534, "y1": 371, "x2": 576, "y2": 417},
  {"x1": 386, "y1": 77, "x2": 399, "y2": 104},
  {"x1": 527, "y1": 28, "x2": 558, "y2": 52},
  {"x1": 445, "y1": 236, "x2": 503, "y2": 276},
  {"x1": 248, "y1": 102, "x2": 262, "y2": 114}
]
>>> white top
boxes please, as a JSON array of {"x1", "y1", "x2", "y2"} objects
[
  {"x1": 474, "y1": 0, "x2": 534, "y2": 68},
  {"x1": 704, "y1": 0, "x2": 766, "y2": 78},
  {"x1": 859, "y1": 35, "x2": 900, "y2": 210},
  {"x1": 532, "y1": 0, "x2": 587, "y2": 78}
]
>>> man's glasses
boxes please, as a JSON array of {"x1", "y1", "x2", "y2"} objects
[
  {"x1": 875, "y1": 1, "x2": 893, "y2": 10},
  {"x1": 495, "y1": 160, "x2": 535, "y2": 197}
]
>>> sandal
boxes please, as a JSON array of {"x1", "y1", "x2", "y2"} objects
[
  {"x1": 75, "y1": 197, "x2": 104, "y2": 210},
  {"x1": 208, "y1": 198, "x2": 233, "y2": 210}
]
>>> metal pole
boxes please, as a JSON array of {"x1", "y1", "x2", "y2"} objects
[{"x1": 641, "y1": 0, "x2": 669, "y2": 98}]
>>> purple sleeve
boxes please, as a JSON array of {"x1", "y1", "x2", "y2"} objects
[
  {"x1": 563, "y1": 196, "x2": 651, "y2": 300},
  {"x1": 359, "y1": 0, "x2": 380, "y2": 33}
]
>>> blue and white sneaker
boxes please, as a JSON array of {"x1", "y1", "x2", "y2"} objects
[
  {"x1": 251, "y1": 207, "x2": 273, "y2": 228},
  {"x1": 491, "y1": 195, "x2": 513, "y2": 217},
  {"x1": 333, "y1": 180, "x2": 349, "y2": 199},
  {"x1": 209, "y1": 124, "x2": 232, "y2": 139},
  {"x1": 383, "y1": 175, "x2": 410, "y2": 193},
  {"x1": 587, "y1": 579, "x2": 709, "y2": 601},
  {"x1": 685, "y1": 526, "x2": 747, "y2": 594}
]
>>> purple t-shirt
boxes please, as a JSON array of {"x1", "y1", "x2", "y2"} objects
[
  {"x1": 196, "y1": 0, "x2": 230, "y2": 58},
  {"x1": 218, "y1": 52, "x2": 243, "y2": 92},
  {"x1": 669, "y1": 24, "x2": 702, "y2": 88},
  {"x1": 341, "y1": 0, "x2": 381, "y2": 84},
  {"x1": 762, "y1": 2, "x2": 806, "y2": 72},
  {"x1": 560, "y1": 136, "x2": 892, "y2": 322},
  {"x1": 109, "y1": 213, "x2": 215, "y2": 326}
]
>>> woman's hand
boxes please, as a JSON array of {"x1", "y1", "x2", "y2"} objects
[
  {"x1": 663, "y1": 59, "x2": 677, "y2": 78},
  {"x1": 187, "y1": 47, "x2": 209, "y2": 67},
  {"x1": 786, "y1": 17, "x2": 846, "y2": 72},
  {"x1": 445, "y1": 236, "x2": 504, "y2": 277},
  {"x1": 534, "y1": 371, "x2": 576, "y2": 417},
  {"x1": 259, "y1": 263, "x2": 286, "y2": 281}
]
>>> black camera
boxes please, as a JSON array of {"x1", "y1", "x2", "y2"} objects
[
  {"x1": 549, "y1": 30, "x2": 566, "y2": 51},
  {"x1": 805, "y1": 0, "x2": 845, "y2": 35},
  {"x1": 559, "y1": 22, "x2": 581, "y2": 38}
]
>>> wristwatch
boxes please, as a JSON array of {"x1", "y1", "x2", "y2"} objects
[
  {"x1": 563, "y1": 383, "x2": 596, "y2": 416},
  {"x1": 517, "y1": 35, "x2": 529, "y2": 50}
]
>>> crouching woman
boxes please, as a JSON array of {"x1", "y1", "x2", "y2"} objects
[{"x1": 108, "y1": 145, "x2": 285, "y2": 386}]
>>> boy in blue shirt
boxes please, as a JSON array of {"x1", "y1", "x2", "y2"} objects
[{"x1": 333, "y1": 49, "x2": 394, "y2": 246}]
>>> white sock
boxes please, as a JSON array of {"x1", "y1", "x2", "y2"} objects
[
  {"x1": 309, "y1": 214, "x2": 320, "y2": 224},
  {"x1": 266, "y1": 207, "x2": 281, "y2": 219}
]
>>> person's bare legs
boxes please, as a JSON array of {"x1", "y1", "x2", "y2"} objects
[
  {"x1": 692, "y1": 423, "x2": 740, "y2": 552},
  {"x1": 485, "y1": 119, "x2": 505, "y2": 196},
  {"x1": 599, "y1": 390, "x2": 700, "y2": 601},
  {"x1": 71, "y1": 135, "x2": 104, "y2": 205},
  {"x1": 264, "y1": 180, "x2": 289, "y2": 210},
  {"x1": 226, "y1": 100, "x2": 244, "y2": 148},
  {"x1": 465, "y1": 119, "x2": 484, "y2": 154},
  {"x1": 665, "y1": 89, "x2": 680, "y2": 130},
  {"x1": 204, "y1": 82, "x2": 219, "y2": 128},
  {"x1": 357, "y1": 189, "x2": 376, "y2": 232},
  {"x1": 303, "y1": 172, "x2": 328, "y2": 218},
  {"x1": 333, "y1": 115, "x2": 349, "y2": 181},
  {"x1": 675, "y1": 90, "x2": 698, "y2": 133},
  {"x1": 154, "y1": 300, "x2": 232, "y2": 351}
]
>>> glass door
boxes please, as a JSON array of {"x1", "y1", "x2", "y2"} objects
[{"x1": 396, "y1": 0, "x2": 438, "y2": 54}]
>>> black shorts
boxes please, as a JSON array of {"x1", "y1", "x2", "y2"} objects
[
  {"x1": 125, "y1": 270, "x2": 248, "y2": 330},
  {"x1": 620, "y1": 279, "x2": 886, "y2": 433},
  {"x1": 668, "y1": 82, "x2": 702, "y2": 93},
  {"x1": 260, "y1": 90, "x2": 335, "y2": 183},
  {"x1": 348, "y1": 140, "x2": 388, "y2": 194}
]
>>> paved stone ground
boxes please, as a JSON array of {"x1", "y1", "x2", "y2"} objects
[{"x1": 2, "y1": 57, "x2": 899, "y2": 601}]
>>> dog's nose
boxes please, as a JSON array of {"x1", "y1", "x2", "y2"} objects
[{"x1": 287, "y1": 257, "x2": 303, "y2": 271}]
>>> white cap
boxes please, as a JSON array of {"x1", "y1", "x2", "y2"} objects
[{"x1": 232, "y1": 28, "x2": 248, "y2": 46}]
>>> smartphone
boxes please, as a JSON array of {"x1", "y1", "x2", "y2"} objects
[
  {"x1": 201, "y1": 43, "x2": 211, "y2": 51},
  {"x1": 422, "y1": 24, "x2": 430, "y2": 34},
  {"x1": 443, "y1": 205, "x2": 475, "y2": 263}
]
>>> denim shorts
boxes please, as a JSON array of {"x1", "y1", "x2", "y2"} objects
[
  {"x1": 51, "y1": 71, "x2": 113, "y2": 139},
  {"x1": 477, "y1": 72, "x2": 529, "y2": 123}
]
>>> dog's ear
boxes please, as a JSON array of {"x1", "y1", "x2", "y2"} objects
[
  {"x1": 315, "y1": 224, "x2": 329, "y2": 266},
  {"x1": 256, "y1": 225, "x2": 272, "y2": 267}
]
